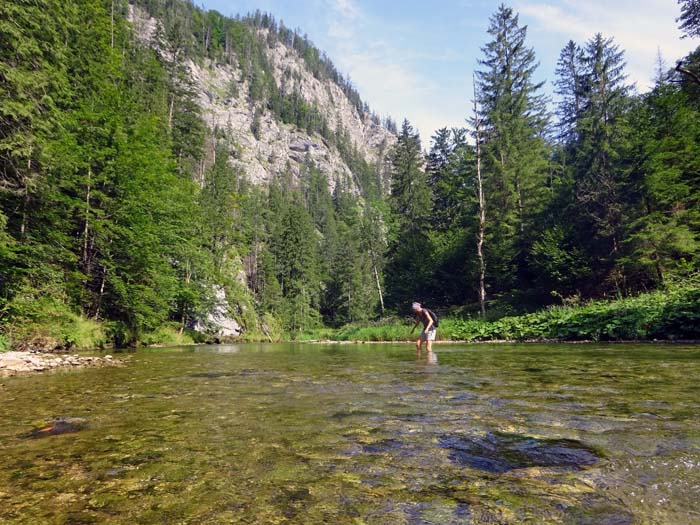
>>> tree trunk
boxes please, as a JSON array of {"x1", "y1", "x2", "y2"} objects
[
  {"x1": 514, "y1": 170, "x2": 524, "y2": 236},
  {"x1": 473, "y1": 78, "x2": 487, "y2": 317},
  {"x1": 82, "y1": 166, "x2": 92, "y2": 268},
  {"x1": 168, "y1": 95, "x2": 174, "y2": 131},
  {"x1": 20, "y1": 186, "x2": 28, "y2": 238},
  {"x1": 93, "y1": 263, "x2": 107, "y2": 320},
  {"x1": 372, "y1": 262, "x2": 385, "y2": 315}
]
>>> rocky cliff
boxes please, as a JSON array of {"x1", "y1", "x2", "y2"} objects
[{"x1": 128, "y1": 4, "x2": 396, "y2": 192}]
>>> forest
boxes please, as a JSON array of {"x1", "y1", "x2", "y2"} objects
[{"x1": 1, "y1": 0, "x2": 699, "y2": 349}]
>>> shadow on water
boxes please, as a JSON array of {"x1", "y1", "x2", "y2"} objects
[{"x1": 438, "y1": 432, "x2": 601, "y2": 473}]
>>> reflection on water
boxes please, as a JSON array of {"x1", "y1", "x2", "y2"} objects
[{"x1": 0, "y1": 342, "x2": 699, "y2": 524}]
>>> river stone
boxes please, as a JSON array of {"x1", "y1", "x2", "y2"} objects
[
  {"x1": 24, "y1": 417, "x2": 88, "y2": 438},
  {"x1": 439, "y1": 432, "x2": 600, "y2": 473},
  {"x1": 567, "y1": 499, "x2": 635, "y2": 525},
  {"x1": 361, "y1": 438, "x2": 404, "y2": 454}
]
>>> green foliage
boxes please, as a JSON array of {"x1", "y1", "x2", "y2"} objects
[
  {"x1": 678, "y1": 0, "x2": 700, "y2": 38},
  {"x1": 2, "y1": 0, "x2": 699, "y2": 347},
  {"x1": 385, "y1": 120, "x2": 433, "y2": 307},
  {"x1": 3, "y1": 288, "x2": 106, "y2": 350},
  {"x1": 140, "y1": 323, "x2": 195, "y2": 347},
  {"x1": 0, "y1": 333, "x2": 9, "y2": 352},
  {"x1": 261, "y1": 312, "x2": 283, "y2": 342},
  {"x1": 333, "y1": 318, "x2": 411, "y2": 342},
  {"x1": 449, "y1": 278, "x2": 700, "y2": 342},
  {"x1": 0, "y1": 0, "x2": 73, "y2": 193},
  {"x1": 475, "y1": 4, "x2": 551, "y2": 300}
]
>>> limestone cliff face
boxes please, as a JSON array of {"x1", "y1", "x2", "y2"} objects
[{"x1": 128, "y1": 5, "x2": 396, "y2": 191}]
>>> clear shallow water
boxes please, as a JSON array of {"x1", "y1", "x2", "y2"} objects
[{"x1": 0, "y1": 343, "x2": 699, "y2": 524}]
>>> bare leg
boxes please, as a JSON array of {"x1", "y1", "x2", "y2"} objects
[
  {"x1": 426, "y1": 339, "x2": 433, "y2": 353},
  {"x1": 416, "y1": 338, "x2": 423, "y2": 356}
]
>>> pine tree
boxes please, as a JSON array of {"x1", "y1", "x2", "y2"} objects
[
  {"x1": 475, "y1": 4, "x2": 550, "y2": 298},
  {"x1": 0, "y1": 0, "x2": 73, "y2": 195},
  {"x1": 554, "y1": 41, "x2": 585, "y2": 145},
  {"x1": 574, "y1": 34, "x2": 632, "y2": 280},
  {"x1": 426, "y1": 128, "x2": 470, "y2": 232},
  {"x1": 623, "y1": 78, "x2": 700, "y2": 283},
  {"x1": 678, "y1": 0, "x2": 700, "y2": 38},
  {"x1": 385, "y1": 119, "x2": 432, "y2": 308}
]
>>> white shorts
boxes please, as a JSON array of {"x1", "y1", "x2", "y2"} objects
[{"x1": 420, "y1": 328, "x2": 436, "y2": 341}]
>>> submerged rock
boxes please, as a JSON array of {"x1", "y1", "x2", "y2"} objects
[
  {"x1": 361, "y1": 438, "x2": 404, "y2": 454},
  {"x1": 24, "y1": 417, "x2": 88, "y2": 438},
  {"x1": 439, "y1": 432, "x2": 600, "y2": 473}
]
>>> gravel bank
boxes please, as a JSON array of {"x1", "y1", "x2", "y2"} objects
[{"x1": 0, "y1": 352, "x2": 123, "y2": 376}]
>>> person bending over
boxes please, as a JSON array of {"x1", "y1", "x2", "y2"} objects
[{"x1": 411, "y1": 302, "x2": 437, "y2": 355}]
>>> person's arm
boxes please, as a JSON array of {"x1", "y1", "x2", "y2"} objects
[
  {"x1": 424, "y1": 311, "x2": 434, "y2": 331},
  {"x1": 410, "y1": 316, "x2": 420, "y2": 334}
]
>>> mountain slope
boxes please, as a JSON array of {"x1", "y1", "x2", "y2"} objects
[
  {"x1": 128, "y1": 3, "x2": 396, "y2": 192},
  {"x1": 0, "y1": 0, "x2": 396, "y2": 348}
]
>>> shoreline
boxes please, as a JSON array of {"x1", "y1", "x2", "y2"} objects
[
  {"x1": 0, "y1": 351, "x2": 125, "y2": 377},
  {"x1": 3, "y1": 338, "x2": 698, "y2": 376},
  {"x1": 302, "y1": 338, "x2": 700, "y2": 345}
]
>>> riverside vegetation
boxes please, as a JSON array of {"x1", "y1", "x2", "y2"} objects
[
  {"x1": 311, "y1": 276, "x2": 700, "y2": 343},
  {"x1": 1, "y1": 1, "x2": 699, "y2": 349}
]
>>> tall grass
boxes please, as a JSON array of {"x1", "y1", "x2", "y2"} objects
[
  {"x1": 3, "y1": 294, "x2": 107, "y2": 350},
  {"x1": 0, "y1": 333, "x2": 10, "y2": 353},
  {"x1": 140, "y1": 323, "x2": 196, "y2": 346}
]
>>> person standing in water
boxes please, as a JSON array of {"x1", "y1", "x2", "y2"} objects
[{"x1": 410, "y1": 302, "x2": 437, "y2": 355}]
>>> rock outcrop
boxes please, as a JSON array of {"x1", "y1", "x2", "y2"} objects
[
  {"x1": 127, "y1": 4, "x2": 396, "y2": 192},
  {"x1": 191, "y1": 286, "x2": 243, "y2": 340}
]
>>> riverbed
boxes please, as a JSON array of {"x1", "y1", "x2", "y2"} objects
[{"x1": 1, "y1": 343, "x2": 699, "y2": 524}]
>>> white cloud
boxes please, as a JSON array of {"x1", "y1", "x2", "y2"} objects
[
  {"x1": 516, "y1": 0, "x2": 698, "y2": 90},
  {"x1": 319, "y1": 1, "x2": 447, "y2": 141},
  {"x1": 327, "y1": 0, "x2": 361, "y2": 21}
]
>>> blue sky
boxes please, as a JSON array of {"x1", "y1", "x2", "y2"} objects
[{"x1": 200, "y1": 0, "x2": 698, "y2": 145}]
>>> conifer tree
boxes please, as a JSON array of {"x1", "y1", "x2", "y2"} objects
[
  {"x1": 573, "y1": 34, "x2": 632, "y2": 279},
  {"x1": 385, "y1": 120, "x2": 432, "y2": 308},
  {"x1": 623, "y1": 77, "x2": 700, "y2": 283},
  {"x1": 475, "y1": 4, "x2": 550, "y2": 298},
  {"x1": 678, "y1": 0, "x2": 700, "y2": 38}
]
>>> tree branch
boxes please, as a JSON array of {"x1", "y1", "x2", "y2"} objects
[{"x1": 676, "y1": 60, "x2": 700, "y2": 85}]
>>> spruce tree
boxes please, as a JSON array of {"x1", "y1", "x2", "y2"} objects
[
  {"x1": 475, "y1": 4, "x2": 550, "y2": 299},
  {"x1": 574, "y1": 34, "x2": 632, "y2": 277},
  {"x1": 385, "y1": 120, "x2": 432, "y2": 308},
  {"x1": 678, "y1": 0, "x2": 700, "y2": 38},
  {"x1": 623, "y1": 78, "x2": 700, "y2": 283}
]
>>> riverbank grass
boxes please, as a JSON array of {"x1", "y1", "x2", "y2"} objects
[
  {"x1": 2, "y1": 295, "x2": 107, "y2": 350},
  {"x1": 140, "y1": 323, "x2": 197, "y2": 346},
  {"x1": 301, "y1": 280, "x2": 700, "y2": 343},
  {"x1": 448, "y1": 282, "x2": 699, "y2": 342}
]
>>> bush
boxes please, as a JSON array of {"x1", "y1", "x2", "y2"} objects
[
  {"x1": 4, "y1": 290, "x2": 107, "y2": 350},
  {"x1": 140, "y1": 323, "x2": 195, "y2": 346},
  {"x1": 0, "y1": 333, "x2": 10, "y2": 352},
  {"x1": 309, "y1": 279, "x2": 700, "y2": 343},
  {"x1": 448, "y1": 279, "x2": 700, "y2": 342}
]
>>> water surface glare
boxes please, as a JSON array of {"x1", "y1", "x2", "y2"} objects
[{"x1": 1, "y1": 343, "x2": 699, "y2": 524}]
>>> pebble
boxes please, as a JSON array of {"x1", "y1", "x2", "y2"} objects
[{"x1": 0, "y1": 351, "x2": 121, "y2": 375}]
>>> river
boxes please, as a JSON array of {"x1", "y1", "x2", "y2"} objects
[{"x1": 1, "y1": 343, "x2": 699, "y2": 524}]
